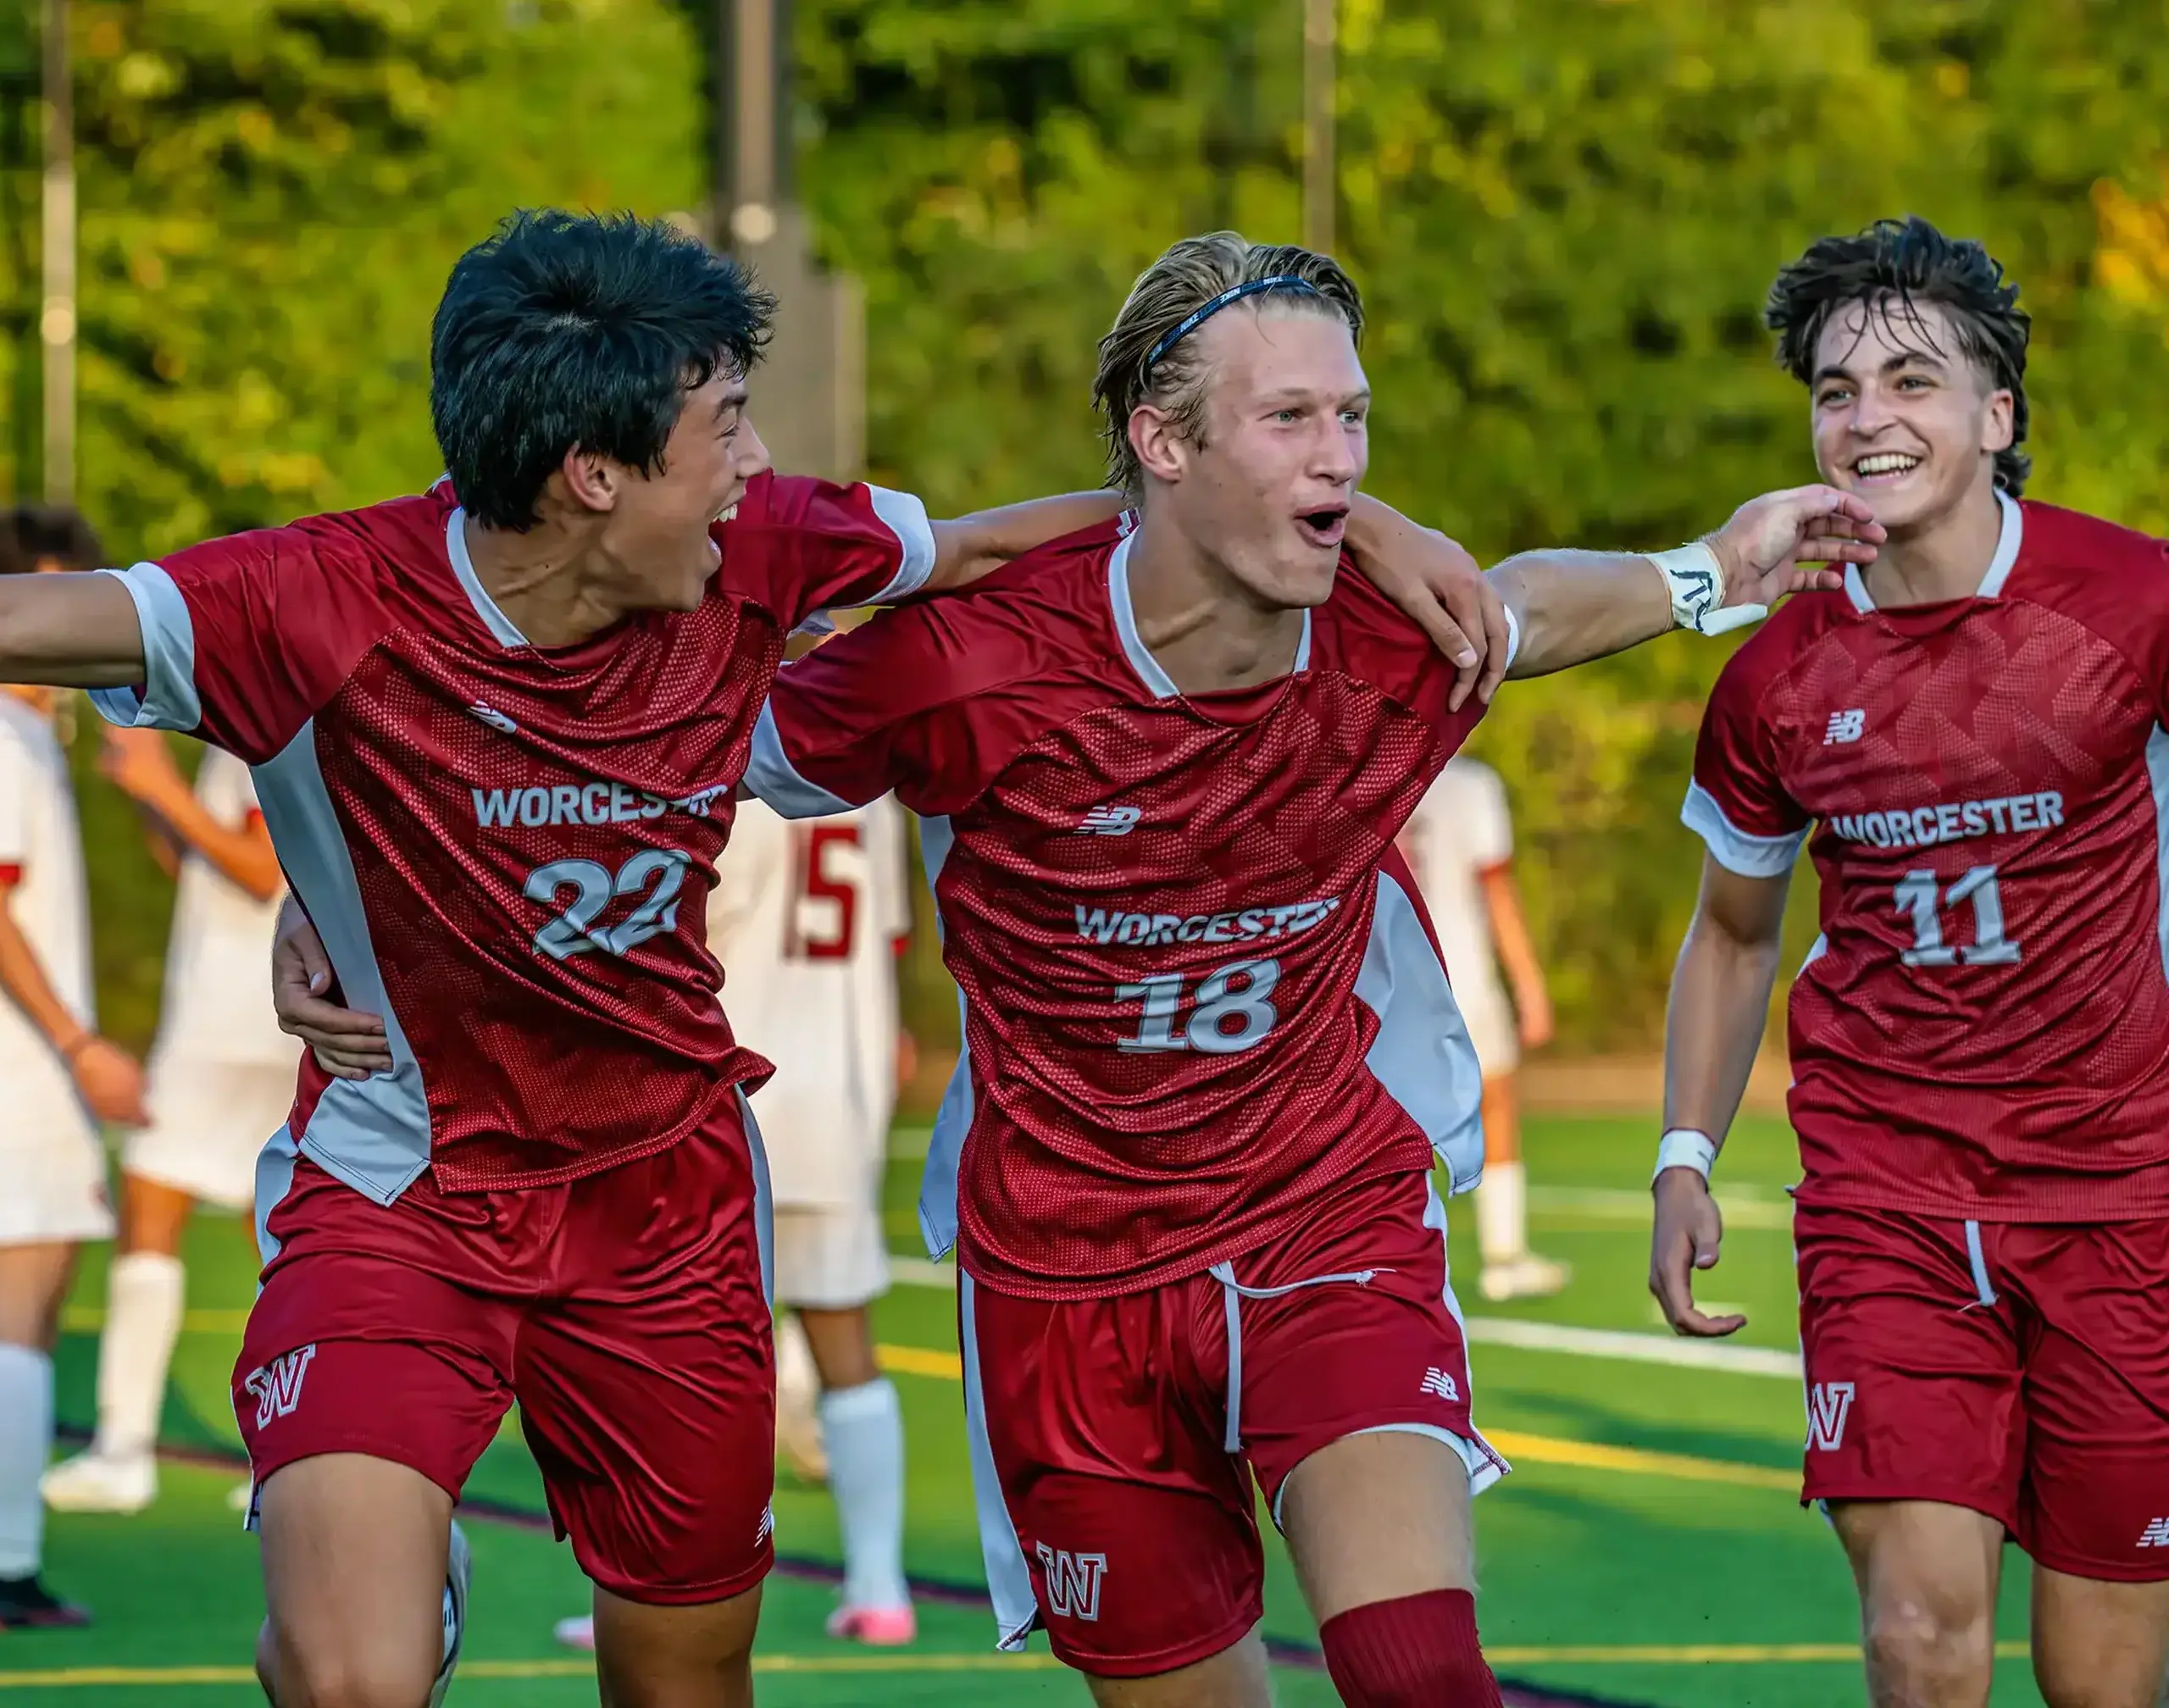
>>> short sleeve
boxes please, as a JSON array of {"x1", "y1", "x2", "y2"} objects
[
  {"x1": 718, "y1": 472, "x2": 935, "y2": 635},
  {"x1": 90, "y1": 526, "x2": 386, "y2": 764},
  {"x1": 1318, "y1": 570, "x2": 1491, "y2": 757},
  {"x1": 1458, "y1": 762, "x2": 1514, "y2": 870},
  {"x1": 1684, "y1": 652, "x2": 1810, "y2": 878}
]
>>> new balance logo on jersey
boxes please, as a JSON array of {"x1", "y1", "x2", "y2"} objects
[
  {"x1": 1824, "y1": 708, "x2": 1865, "y2": 745},
  {"x1": 245, "y1": 1345, "x2": 318, "y2": 1429},
  {"x1": 1806, "y1": 1381, "x2": 1856, "y2": 1451},
  {"x1": 1078, "y1": 805, "x2": 1141, "y2": 836},
  {"x1": 468, "y1": 700, "x2": 519, "y2": 734},
  {"x1": 1075, "y1": 896, "x2": 1340, "y2": 948},
  {"x1": 2138, "y1": 1518, "x2": 2169, "y2": 1548},
  {"x1": 1036, "y1": 1544, "x2": 1107, "y2": 1622},
  {"x1": 1419, "y1": 1367, "x2": 1460, "y2": 1402}
]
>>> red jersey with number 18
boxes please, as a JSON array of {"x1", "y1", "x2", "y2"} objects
[
  {"x1": 92, "y1": 471, "x2": 935, "y2": 1203},
  {"x1": 1686, "y1": 493, "x2": 2169, "y2": 1221},
  {"x1": 748, "y1": 518, "x2": 1492, "y2": 1300}
]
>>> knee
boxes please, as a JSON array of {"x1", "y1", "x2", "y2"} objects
[
  {"x1": 1319, "y1": 1589, "x2": 1501, "y2": 1708},
  {"x1": 261, "y1": 1635, "x2": 436, "y2": 1708},
  {"x1": 1860, "y1": 1591, "x2": 1993, "y2": 1697}
]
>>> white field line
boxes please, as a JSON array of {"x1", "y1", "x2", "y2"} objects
[{"x1": 1528, "y1": 1184, "x2": 1795, "y2": 1229}]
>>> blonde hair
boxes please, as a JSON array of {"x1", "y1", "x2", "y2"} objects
[{"x1": 1092, "y1": 232, "x2": 1364, "y2": 493}]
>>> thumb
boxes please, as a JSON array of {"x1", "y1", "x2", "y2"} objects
[{"x1": 1692, "y1": 1228, "x2": 1722, "y2": 1269}]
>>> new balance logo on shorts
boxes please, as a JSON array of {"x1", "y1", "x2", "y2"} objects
[
  {"x1": 1824, "y1": 708, "x2": 1865, "y2": 745},
  {"x1": 1035, "y1": 1544, "x2": 1107, "y2": 1622},
  {"x1": 756, "y1": 1506, "x2": 774, "y2": 1546},
  {"x1": 1077, "y1": 805, "x2": 1141, "y2": 836},
  {"x1": 1420, "y1": 1367, "x2": 1460, "y2": 1402},
  {"x1": 1806, "y1": 1380, "x2": 1856, "y2": 1451},
  {"x1": 2138, "y1": 1518, "x2": 2169, "y2": 1549},
  {"x1": 245, "y1": 1345, "x2": 318, "y2": 1429}
]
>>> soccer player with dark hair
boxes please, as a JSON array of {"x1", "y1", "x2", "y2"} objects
[
  {"x1": 1658, "y1": 214, "x2": 2169, "y2": 1708},
  {"x1": 0, "y1": 206, "x2": 1514, "y2": 1707},
  {"x1": 730, "y1": 230, "x2": 1876, "y2": 1706}
]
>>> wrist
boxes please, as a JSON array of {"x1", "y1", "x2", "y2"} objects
[
  {"x1": 1653, "y1": 1127, "x2": 1718, "y2": 1186},
  {"x1": 58, "y1": 1029, "x2": 94, "y2": 1062},
  {"x1": 1650, "y1": 541, "x2": 1763, "y2": 637}
]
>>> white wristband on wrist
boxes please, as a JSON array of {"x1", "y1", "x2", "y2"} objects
[
  {"x1": 1653, "y1": 1128, "x2": 1719, "y2": 1184},
  {"x1": 1650, "y1": 541, "x2": 1766, "y2": 637}
]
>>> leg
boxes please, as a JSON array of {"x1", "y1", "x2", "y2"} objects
[
  {"x1": 2031, "y1": 1570, "x2": 2169, "y2": 1708},
  {"x1": 255, "y1": 1455, "x2": 452, "y2": 1708},
  {"x1": 592, "y1": 1586, "x2": 764, "y2": 1708},
  {"x1": 1279, "y1": 1432, "x2": 1499, "y2": 1707},
  {"x1": 1079, "y1": 1630, "x2": 1271, "y2": 1708},
  {"x1": 0, "y1": 1241, "x2": 78, "y2": 1621},
  {"x1": 799, "y1": 1304, "x2": 880, "y2": 1389},
  {"x1": 1473, "y1": 1073, "x2": 1565, "y2": 1302},
  {"x1": 800, "y1": 1303, "x2": 911, "y2": 1630},
  {"x1": 1829, "y1": 1500, "x2": 2001, "y2": 1708}
]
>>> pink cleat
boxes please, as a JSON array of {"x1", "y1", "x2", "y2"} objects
[{"x1": 824, "y1": 1604, "x2": 917, "y2": 1646}]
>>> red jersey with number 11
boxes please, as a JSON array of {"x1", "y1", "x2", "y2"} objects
[
  {"x1": 92, "y1": 471, "x2": 935, "y2": 1202},
  {"x1": 750, "y1": 518, "x2": 1492, "y2": 1300},
  {"x1": 1687, "y1": 494, "x2": 2169, "y2": 1221}
]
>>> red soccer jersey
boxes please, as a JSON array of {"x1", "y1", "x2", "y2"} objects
[
  {"x1": 1687, "y1": 493, "x2": 2169, "y2": 1221},
  {"x1": 749, "y1": 518, "x2": 1491, "y2": 1298},
  {"x1": 92, "y1": 471, "x2": 934, "y2": 1201}
]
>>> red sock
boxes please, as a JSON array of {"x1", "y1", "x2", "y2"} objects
[{"x1": 1318, "y1": 1588, "x2": 1503, "y2": 1707}]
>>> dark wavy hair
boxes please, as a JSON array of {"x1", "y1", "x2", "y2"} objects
[
  {"x1": 1767, "y1": 215, "x2": 2031, "y2": 494},
  {"x1": 0, "y1": 506, "x2": 104, "y2": 575},
  {"x1": 431, "y1": 210, "x2": 775, "y2": 530}
]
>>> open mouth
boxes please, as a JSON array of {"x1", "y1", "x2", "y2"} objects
[
  {"x1": 1852, "y1": 452, "x2": 1922, "y2": 484},
  {"x1": 1294, "y1": 507, "x2": 1349, "y2": 549}
]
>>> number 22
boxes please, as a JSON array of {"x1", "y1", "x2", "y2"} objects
[{"x1": 525, "y1": 850, "x2": 690, "y2": 961}]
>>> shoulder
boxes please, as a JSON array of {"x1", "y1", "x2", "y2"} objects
[
  {"x1": 1309, "y1": 559, "x2": 1437, "y2": 695},
  {"x1": 159, "y1": 493, "x2": 444, "y2": 609},
  {"x1": 1706, "y1": 588, "x2": 1850, "y2": 713},
  {"x1": 2010, "y1": 500, "x2": 2169, "y2": 606}
]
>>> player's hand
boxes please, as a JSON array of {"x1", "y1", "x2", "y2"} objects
[
  {"x1": 1709, "y1": 485, "x2": 1886, "y2": 610},
  {"x1": 1363, "y1": 524, "x2": 1510, "y2": 711},
  {"x1": 272, "y1": 907, "x2": 392, "y2": 1080},
  {"x1": 98, "y1": 724, "x2": 186, "y2": 806},
  {"x1": 69, "y1": 1035, "x2": 148, "y2": 1127},
  {"x1": 1649, "y1": 1167, "x2": 1745, "y2": 1338}
]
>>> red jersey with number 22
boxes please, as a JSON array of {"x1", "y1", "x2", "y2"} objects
[
  {"x1": 1687, "y1": 495, "x2": 2169, "y2": 1220},
  {"x1": 92, "y1": 472, "x2": 933, "y2": 1202},
  {"x1": 751, "y1": 518, "x2": 1491, "y2": 1299}
]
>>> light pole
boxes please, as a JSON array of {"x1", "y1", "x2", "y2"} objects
[
  {"x1": 39, "y1": 0, "x2": 71, "y2": 507},
  {"x1": 717, "y1": 0, "x2": 863, "y2": 483},
  {"x1": 1301, "y1": 0, "x2": 1334, "y2": 255}
]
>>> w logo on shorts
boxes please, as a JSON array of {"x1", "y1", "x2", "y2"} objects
[
  {"x1": 245, "y1": 1345, "x2": 318, "y2": 1429},
  {"x1": 1035, "y1": 1544, "x2": 1107, "y2": 1622},
  {"x1": 1806, "y1": 1380, "x2": 1856, "y2": 1451}
]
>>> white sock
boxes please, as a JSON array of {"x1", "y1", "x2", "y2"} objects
[
  {"x1": 1476, "y1": 1160, "x2": 1528, "y2": 1264},
  {"x1": 0, "y1": 1345, "x2": 53, "y2": 1577},
  {"x1": 819, "y1": 1378, "x2": 907, "y2": 1611},
  {"x1": 97, "y1": 1252, "x2": 185, "y2": 1460}
]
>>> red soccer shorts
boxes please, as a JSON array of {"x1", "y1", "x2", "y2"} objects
[
  {"x1": 1796, "y1": 1204, "x2": 2169, "y2": 1582},
  {"x1": 961, "y1": 1168, "x2": 1509, "y2": 1678},
  {"x1": 234, "y1": 1101, "x2": 775, "y2": 1605}
]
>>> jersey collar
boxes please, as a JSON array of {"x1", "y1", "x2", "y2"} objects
[
  {"x1": 1844, "y1": 488, "x2": 2023, "y2": 613},
  {"x1": 444, "y1": 509, "x2": 531, "y2": 650},
  {"x1": 1106, "y1": 531, "x2": 1313, "y2": 699}
]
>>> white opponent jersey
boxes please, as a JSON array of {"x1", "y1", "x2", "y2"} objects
[
  {"x1": 151, "y1": 746, "x2": 289, "y2": 1068},
  {"x1": 0, "y1": 696, "x2": 97, "y2": 1144},
  {"x1": 710, "y1": 794, "x2": 909, "y2": 1208},
  {"x1": 1399, "y1": 757, "x2": 1513, "y2": 1018}
]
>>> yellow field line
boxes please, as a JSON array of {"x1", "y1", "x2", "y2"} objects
[
  {"x1": 876, "y1": 1342, "x2": 964, "y2": 1380},
  {"x1": 0, "y1": 1644, "x2": 2041, "y2": 1686},
  {"x1": 62, "y1": 1306, "x2": 249, "y2": 1334}
]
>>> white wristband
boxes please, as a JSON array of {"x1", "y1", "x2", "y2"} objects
[
  {"x1": 1650, "y1": 541, "x2": 1766, "y2": 636},
  {"x1": 1653, "y1": 1128, "x2": 1719, "y2": 1184}
]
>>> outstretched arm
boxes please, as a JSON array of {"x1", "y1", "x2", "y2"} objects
[
  {"x1": 0, "y1": 572, "x2": 147, "y2": 687},
  {"x1": 1494, "y1": 485, "x2": 1883, "y2": 679},
  {"x1": 924, "y1": 492, "x2": 1128, "y2": 594}
]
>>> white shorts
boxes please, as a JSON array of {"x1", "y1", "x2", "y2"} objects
[
  {"x1": 0, "y1": 1123, "x2": 112, "y2": 1247},
  {"x1": 124, "y1": 1060, "x2": 293, "y2": 1210},
  {"x1": 772, "y1": 1202, "x2": 890, "y2": 1311}
]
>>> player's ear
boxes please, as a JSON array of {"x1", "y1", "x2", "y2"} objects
[
  {"x1": 1130, "y1": 405, "x2": 1184, "y2": 485},
  {"x1": 1982, "y1": 388, "x2": 2015, "y2": 455},
  {"x1": 558, "y1": 446, "x2": 622, "y2": 515}
]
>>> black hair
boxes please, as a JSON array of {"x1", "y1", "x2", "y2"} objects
[
  {"x1": 1767, "y1": 215, "x2": 2031, "y2": 493},
  {"x1": 0, "y1": 506, "x2": 104, "y2": 575},
  {"x1": 430, "y1": 209, "x2": 775, "y2": 530}
]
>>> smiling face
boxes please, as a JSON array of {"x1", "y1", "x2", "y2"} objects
[
  {"x1": 1131, "y1": 304, "x2": 1368, "y2": 610},
  {"x1": 1809, "y1": 297, "x2": 2013, "y2": 537},
  {"x1": 601, "y1": 369, "x2": 771, "y2": 611}
]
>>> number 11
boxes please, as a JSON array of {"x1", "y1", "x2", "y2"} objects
[{"x1": 1894, "y1": 864, "x2": 2021, "y2": 967}]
